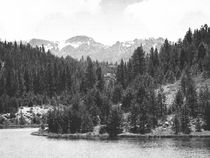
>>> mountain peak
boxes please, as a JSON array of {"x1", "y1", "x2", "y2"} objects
[{"x1": 66, "y1": 35, "x2": 95, "y2": 43}]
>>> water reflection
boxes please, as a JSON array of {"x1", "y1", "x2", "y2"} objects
[{"x1": 0, "y1": 129, "x2": 210, "y2": 158}]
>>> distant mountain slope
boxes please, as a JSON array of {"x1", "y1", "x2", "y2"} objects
[{"x1": 29, "y1": 36, "x2": 164, "y2": 62}]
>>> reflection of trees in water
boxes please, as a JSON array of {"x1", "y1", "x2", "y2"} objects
[{"x1": 173, "y1": 138, "x2": 210, "y2": 149}]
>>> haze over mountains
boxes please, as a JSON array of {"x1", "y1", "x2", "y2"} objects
[{"x1": 29, "y1": 36, "x2": 164, "y2": 62}]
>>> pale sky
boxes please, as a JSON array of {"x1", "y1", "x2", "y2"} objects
[{"x1": 0, "y1": 0, "x2": 210, "y2": 45}]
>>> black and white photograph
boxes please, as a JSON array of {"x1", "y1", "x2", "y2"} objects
[{"x1": 0, "y1": 0, "x2": 210, "y2": 157}]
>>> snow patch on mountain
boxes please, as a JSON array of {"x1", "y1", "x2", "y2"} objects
[
  {"x1": 29, "y1": 36, "x2": 165, "y2": 62},
  {"x1": 122, "y1": 41, "x2": 134, "y2": 48},
  {"x1": 44, "y1": 44, "x2": 54, "y2": 51},
  {"x1": 153, "y1": 43, "x2": 157, "y2": 49},
  {"x1": 57, "y1": 41, "x2": 69, "y2": 50},
  {"x1": 70, "y1": 41, "x2": 88, "y2": 48}
]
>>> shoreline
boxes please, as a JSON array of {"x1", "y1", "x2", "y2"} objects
[
  {"x1": 31, "y1": 131, "x2": 109, "y2": 140},
  {"x1": 31, "y1": 130, "x2": 210, "y2": 140},
  {"x1": 0, "y1": 124, "x2": 42, "y2": 129},
  {"x1": 118, "y1": 132, "x2": 210, "y2": 138}
]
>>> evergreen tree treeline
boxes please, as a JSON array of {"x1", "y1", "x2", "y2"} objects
[{"x1": 0, "y1": 24, "x2": 210, "y2": 135}]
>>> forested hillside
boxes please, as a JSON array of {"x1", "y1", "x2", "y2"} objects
[
  {"x1": 0, "y1": 42, "x2": 112, "y2": 113},
  {"x1": 0, "y1": 24, "x2": 210, "y2": 136}
]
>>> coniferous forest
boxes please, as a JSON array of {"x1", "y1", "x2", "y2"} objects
[{"x1": 0, "y1": 24, "x2": 210, "y2": 136}]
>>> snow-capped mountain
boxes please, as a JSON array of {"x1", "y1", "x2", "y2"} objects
[{"x1": 29, "y1": 36, "x2": 164, "y2": 62}]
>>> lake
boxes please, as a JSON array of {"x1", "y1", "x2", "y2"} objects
[{"x1": 1, "y1": 128, "x2": 210, "y2": 158}]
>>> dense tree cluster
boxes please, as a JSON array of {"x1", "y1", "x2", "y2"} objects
[
  {"x1": 171, "y1": 69, "x2": 210, "y2": 134},
  {"x1": 0, "y1": 24, "x2": 210, "y2": 136},
  {"x1": 0, "y1": 41, "x2": 83, "y2": 113},
  {"x1": 116, "y1": 25, "x2": 210, "y2": 89},
  {"x1": 114, "y1": 24, "x2": 210, "y2": 134}
]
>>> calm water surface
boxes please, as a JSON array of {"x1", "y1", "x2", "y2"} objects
[{"x1": 1, "y1": 128, "x2": 210, "y2": 158}]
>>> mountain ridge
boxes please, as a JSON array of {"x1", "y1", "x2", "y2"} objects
[{"x1": 29, "y1": 36, "x2": 165, "y2": 62}]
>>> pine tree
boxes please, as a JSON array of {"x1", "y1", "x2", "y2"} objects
[
  {"x1": 180, "y1": 104, "x2": 191, "y2": 134},
  {"x1": 126, "y1": 59, "x2": 133, "y2": 84},
  {"x1": 5, "y1": 69, "x2": 16, "y2": 96},
  {"x1": 157, "y1": 87, "x2": 167, "y2": 119},
  {"x1": 129, "y1": 104, "x2": 138, "y2": 133},
  {"x1": 131, "y1": 46, "x2": 145, "y2": 77},
  {"x1": 122, "y1": 88, "x2": 134, "y2": 112},
  {"x1": 47, "y1": 64, "x2": 55, "y2": 97},
  {"x1": 80, "y1": 111, "x2": 93, "y2": 133},
  {"x1": 203, "y1": 55, "x2": 210, "y2": 77},
  {"x1": 65, "y1": 66, "x2": 72, "y2": 93},
  {"x1": 116, "y1": 60, "x2": 125, "y2": 88},
  {"x1": 159, "y1": 39, "x2": 171, "y2": 74},
  {"x1": 173, "y1": 89, "x2": 184, "y2": 112},
  {"x1": 179, "y1": 49, "x2": 187, "y2": 71},
  {"x1": 195, "y1": 116, "x2": 202, "y2": 132},
  {"x1": 199, "y1": 86, "x2": 210, "y2": 130},
  {"x1": 0, "y1": 73, "x2": 5, "y2": 96},
  {"x1": 112, "y1": 84, "x2": 123, "y2": 104},
  {"x1": 85, "y1": 56, "x2": 96, "y2": 89},
  {"x1": 107, "y1": 108, "x2": 122, "y2": 137},
  {"x1": 24, "y1": 70, "x2": 33, "y2": 93},
  {"x1": 197, "y1": 43, "x2": 206, "y2": 71},
  {"x1": 95, "y1": 65, "x2": 104, "y2": 91},
  {"x1": 172, "y1": 113, "x2": 181, "y2": 134},
  {"x1": 164, "y1": 70, "x2": 176, "y2": 83},
  {"x1": 181, "y1": 68, "x2": 198, "y2": 117},
  {"x1": 183, "y1": 28, "x2": 193, "y2": 45},
  {"x1": 147, "y1": 47, "x2": 155, "y2": 77},
  {"x1": 17, "y1": 72, "x2": 26, "y2": 97}
]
